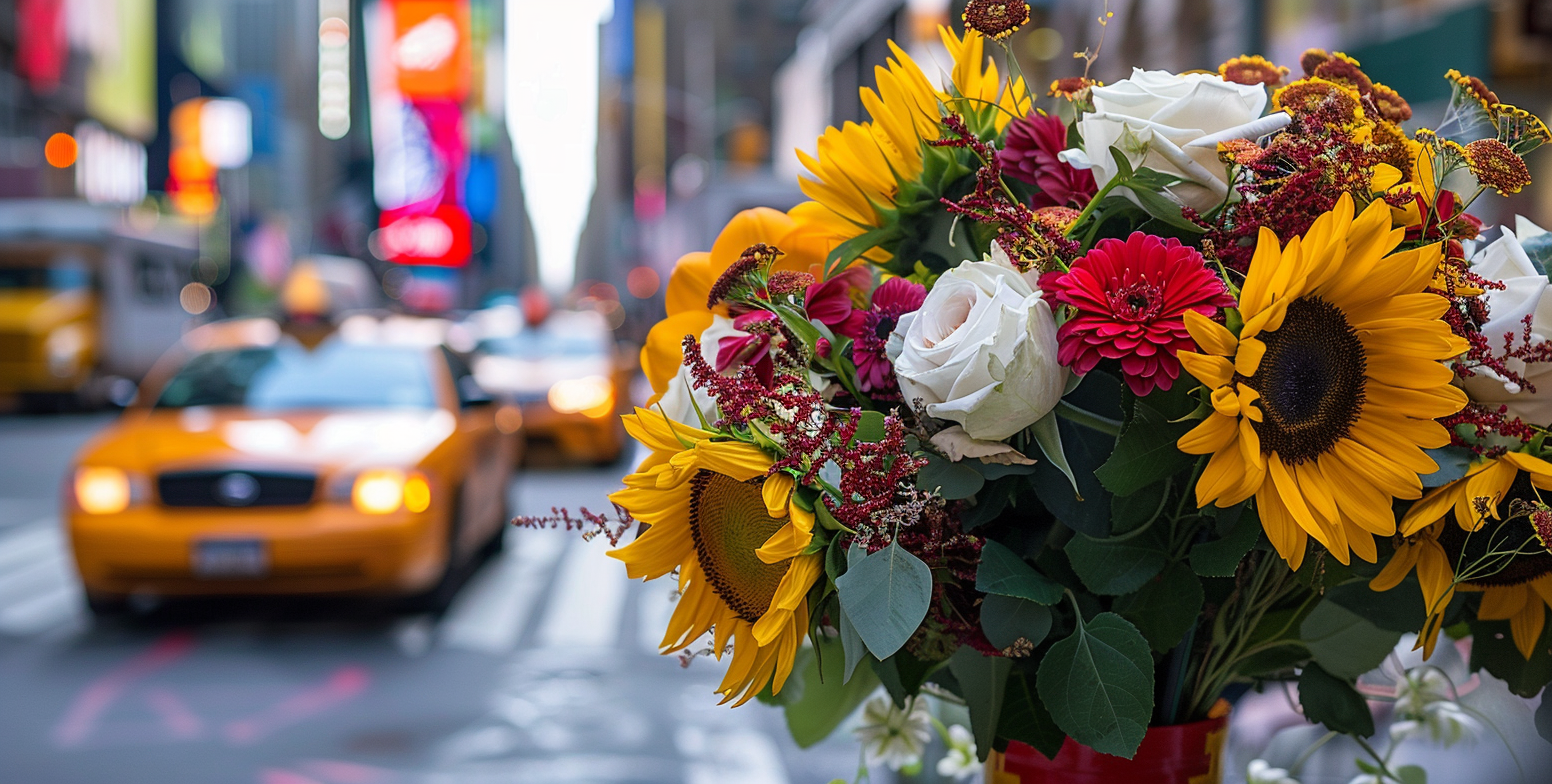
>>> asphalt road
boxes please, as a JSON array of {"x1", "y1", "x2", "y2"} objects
[{"x1": 0, "y1": 413, "x2": 862, "y2": 784}]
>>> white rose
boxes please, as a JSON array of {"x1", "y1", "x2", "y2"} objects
[
  {"x1": 1464, "y1": 221, "x2": 1552, "y2": 426},
  {"x1": 1060, "y1": 69, "x2": 1286, "y2": 213},
  {"x1": 891, "y1": 251, "x2": 1066, "y2": 441}
]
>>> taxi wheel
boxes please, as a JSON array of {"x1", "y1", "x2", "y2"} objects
[{"x1": 401, "y1": 492, "x2": 466, "y2": 615}]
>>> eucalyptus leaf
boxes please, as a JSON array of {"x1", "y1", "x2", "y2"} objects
[
  {"x1": 835, "y1": 542, "x2": 933, "y2": 659},
  {"x1": 977, "y1": 540, "x2": 1064, "y2": 604},
  {"x1": 981, "y1": 594, "x2": 1053, "y2": 650},
  {"x1": 918, "y1": 453, "x2": 985, "y2": 500},
  {"x1": 783, "y1": 633, "x2": 881, "y2": 747},
  {"x1": 1421, "y1": 446, "x2": 1472, "y2": 488},
  {"x1": 1035, "y1": 612, "x2": 1155, "y2": 758},
  {"x1": 1298, "y1": 662, "x2": 1375, "y2": 737},
  {"x1": 1029, "y1": 410, "x2": 1078, "y2": 494},
  {"x1": 1300, "y1": 600, "x2": 1402, "y2": 680},
  {"x1": 1397, "y1": 765, "x2": 1428, "y2": 784},
  {"x1": 949, "y1": 646, "x2": 1012, "y2": 761}
]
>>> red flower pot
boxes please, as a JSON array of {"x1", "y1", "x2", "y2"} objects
[{"x1": 988, "y1": 703, "x2": 1230, "y2": 784}]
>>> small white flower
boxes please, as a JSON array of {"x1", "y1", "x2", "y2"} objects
[
  {"x1": 1395, "y1": 668, "x2": 1454, "y2": 717},
  {"x1": 1420, "y1": 700, "x2": 1479, "y2": 746},
  {"x1": 1247, "y1": 758, "x2": 1301, "y2": 784},
  {"x1": 854, "y1": 695, "x2": 932, "y2": 771},
  {"x1": 1389, "y1": 719, "x2": 1424, "y2": 743},
  {"x1": 935, "y1": 724, "x2": 979, "y2": 781},
  {"x1": 1347, "y1": 775, "x2": 1382, "y2": 784}
]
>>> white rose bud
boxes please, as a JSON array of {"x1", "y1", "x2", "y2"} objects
[
  {"x1": 1060, "y1": 68, "x2": 1284, "y2": 213},
  {"x1": 891, "y1": 252, "x2": 1066, "y2": 441}
]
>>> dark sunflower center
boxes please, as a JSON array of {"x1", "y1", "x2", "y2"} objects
[
  {"x1": 1437, "y1": 472, "x2": 1552, "y2": 588},
  {"x1": 1243, "y1": 297, "x2": 1367, "y2": 464},
  {"x1": 688, "y1": 470, "x2": 793, "y2": 623}
]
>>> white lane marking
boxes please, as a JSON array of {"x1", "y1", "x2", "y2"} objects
[
  {"x1": 535, "y1": 534, "x2": 628, "y2": 649},
  {"x1": 0, "y1": 518, "x2": 82, "y2": 636},
  {"x1": 637, "y1": 583, "x2": 678, "y2": 655},
  {"x1": 441, "y1": 528, "x2": 568, "y2": 654}
]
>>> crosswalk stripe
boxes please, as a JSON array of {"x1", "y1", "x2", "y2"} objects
[
  {"x1": 0, "y1": 518, "x2": 82, "y2": 637},
  {"x1": 440, "y1": 528, "x2": 569, "y2": 654},
  {"x1": 0, "y1": 582, "x2": 82, "y2": 636},
  {"x1": 535, "y1": 534, "x2": 629, "y2": 649},
  {"x1": 0, "y1": 520, "x2": 63, "y2": 574}
]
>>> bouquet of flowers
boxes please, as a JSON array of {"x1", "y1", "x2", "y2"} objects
[{"x1": 570, "y1": 2, "x2": 1552, "y2": 779}]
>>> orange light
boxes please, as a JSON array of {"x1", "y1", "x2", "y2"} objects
[
  {"x1": 404, "y1": 472, "x2": 432, "y2": 513},
  {"x1": 45, "y1": 133, "x2": 78, "y2": 168},
  {"x1": 352, "y1": 469, "x2": 405, "y2": 514},
  {"x1": 626, "y1": 266, "x2": 660, "y2": 299},
  {"x1": 495, "y1": 405, "x2": 524, "y2": 434},
  {"x1": 75, "y1": 467, "x2": 131, "y2": 514}
]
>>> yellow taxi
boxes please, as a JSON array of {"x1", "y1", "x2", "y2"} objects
[
  {"x1": 471, "y1": 308, "x2": 631, "y2": 464},
  {"x1": 66, "y1": 315, "x2": 514, "y2": 613}
]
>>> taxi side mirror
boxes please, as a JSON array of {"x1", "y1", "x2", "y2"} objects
[{"x1": 457, "y1": 375, "x2": 494, "y2": 408}]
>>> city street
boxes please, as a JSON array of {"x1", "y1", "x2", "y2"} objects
[{"x1": 0, "y1": 413, "x2": 858, "y2": 784}]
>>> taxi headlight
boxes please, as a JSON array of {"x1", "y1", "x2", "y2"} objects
[
  {"x1": 75, "y1": 467, "x2": 132, "y2": 514},
  {"x1": 350, "y1": 469, "x2": 432, "y2": 514},
  {"x1": 548, "y1": 375, "x2": 613, "y2": 417}
]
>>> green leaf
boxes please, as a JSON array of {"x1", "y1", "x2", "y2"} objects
[
  {"x1": 949, "y1": 646, "x2": 1013, "y2": 761},
  {"x1": 1111, "y1": 480, "x2": 1166, "y2": 535},
  {"x1": 838, "y1": 545, "x2": 869, "y2": 682},
  {"x1": 1120, "y1": 184, "x2": 1208, "y2": 233},
  {"x1": 1535, "y1": 691, "x2": 1552, "y2": 744},
  {"x1": 824, "y1": 224, "x2": 900, "y2": 278},
  {"x1": 782, "y1": 633, "x2": 881, "y2": 747},
  {"x1": 1036, "y1": 612, "x2": 1155, "y2": 758},
  {"x1": 1421, "y1": 446, "x2": 1472, "y2": 488},
  {"x1": 853, "y1": 410, "x2": 887, "y2": 444},
  {"x1": 1190, "y1": 507, "x2": 1261, "y2": 577},
  {"x1": 997, "y1": 667, "x2": 1066, "y2": 760},
  {"x1": 874, "y1": 649, "x2": 938, "y2": 706},
  {"x1": 1107, "y1": 146, "x2": 1136, "y2": 180},
  {"x1": 1324, "y1": 577, "x2": 1426, "y2": 634},
  {"x1": 1297, "y1": 662, "x2": 1375, "y2": 737},
  {"x1": 1094, "y1": 400, "x2": 1195, "y2": 497},
  {"x1": 1065, "y1": 531, "x2": 1167, "y2": 596},
  {"x1": 835, "y1": 541, "x2": 933, "y2": 659},
  {"x1": 1114, "y1": 562, "x2": 1204, "y2": 653},
  {"x1": 1300, "y1": 600, "x2": 1402, "y2": 680},
  {"x1": 1397, "y1": 764, "x2": 1428, "y2": 784},
  {"x1": 1030, "y1": 410, "x2": 1078, "y2": 494},
  {"x1": 981, "y1": 594, "x2": 1054, "y2": 650},
  {"x1": 1469, "y1": 618, "x2": 1552, "y2": 697},
  {"x1": 977, "y1": 540, "x2": 1063, "y2": 604},
  {"x1": 1031, "y1": 416, "x2": 1116, "y2": 537},
  {"x1": 918, "y1": 453, "x2": 985, "y2": 500}
]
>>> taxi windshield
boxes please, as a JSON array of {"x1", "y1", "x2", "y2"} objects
[{"x1": 155, "y1": 342, "x2": 438, "y2": 410}]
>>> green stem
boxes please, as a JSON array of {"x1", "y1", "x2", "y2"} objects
[
  {"x1": 1354, "y1": 736, "x2": 1403, "y2": 783},
  {"x1": 1055, "y1": 399, "x2": 1122, "y2": 436},
  {"x1": 1288, "y1": 731, "x2": 1338, "y2": 775},
  {"x1": 1064, "y1": 177, "x2": 1124, "y2": 240}
]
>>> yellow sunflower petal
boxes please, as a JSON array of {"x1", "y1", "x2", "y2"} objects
[
  {"x1": 1183, "y1": 311, "x2": 1239, "y2": 356},
  {"x1": 1370, "y1": 541, "x2": 1422, "y2": 591},
  {"x1": 1479, "y1": 583, "x2": 1530, "y2": 621},
  {"x1": 1177, "y1": 352, "x2": 1235, "y2": 388},
  {"x1": 1510, "y1": 599, "x2": 1546, "y2": 660},
  {"x1": 1179, "y1": 413, "x2": 1238, "y2": 455}
]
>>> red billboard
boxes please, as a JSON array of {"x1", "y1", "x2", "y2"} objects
[{"x1": 377, "y1": 204, "x2": 471, "y2": 267}]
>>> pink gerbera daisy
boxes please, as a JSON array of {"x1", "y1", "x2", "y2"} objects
[
  {"x1": 1039, "y1": 232, "x2": 1235, "y2": 396},
  {"x1": 851, "y1": 277, "x2": 927, "y2": 398}
]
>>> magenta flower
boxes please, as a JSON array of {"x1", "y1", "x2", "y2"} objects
[
  {"x1": 851, "y1": 277, "x2": 927, "y2": 398},
  {"x1": 998, "y1": 113, "x2": 1096, "y2": 209},
  {"x1": 716, "y1": 310, "x2": 780, "y2": 387},
  {"x1": 804, "y1": 274, "x2": 866, "y2": 337},
  {"x1": 1039, "y1": 232, "x2": 1234, "y2": 396}
]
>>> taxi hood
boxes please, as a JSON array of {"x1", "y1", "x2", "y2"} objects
[{"x1": 81, "y1": 407, "x2": 459, "y2": 474}]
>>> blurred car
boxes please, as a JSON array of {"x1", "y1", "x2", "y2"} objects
[
  {"x1": 66, "y1": 316, "x2": 514, "y2": 614},
  {"x1": 471, "y1": 309, "x2": 630, "y2": 464}
]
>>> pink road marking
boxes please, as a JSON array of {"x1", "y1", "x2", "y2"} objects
[
  {"x1": 257, "y1": 769, "x2": 325, "y2": 784},
  {"x1": 145, "y1": 688, "x2": 205, "y2": 739},
  {"x1": 223, "y1": 665, "x2": 371, "y2": 745},
  {"x1": 52, "y1": 631, "x2": 198, "y2": 748},
  {"x1": 300, "y1": 759, "x2": 396, "y2": 784}
]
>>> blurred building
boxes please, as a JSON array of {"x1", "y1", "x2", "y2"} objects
[
  {"x1": 0, "y1": 0, "x2": 539, "y2": 318},
  {"x1": 578, "y1": 0, "x2": 810, "y2": 342}
]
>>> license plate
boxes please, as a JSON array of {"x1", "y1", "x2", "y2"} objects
[{"x1": 192, "y1": 539, "x2": 268, "y2": 578}]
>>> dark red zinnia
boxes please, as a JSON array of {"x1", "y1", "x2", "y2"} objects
[
  {"x1": 1039, "y1": 232, "x2": 1235, "y2": 396},
  {"x1": 851, "y1": 277, "x2": 926, "y2": 399},
  {"x1": 998, "y1": 112, "x2": 1096, "y2": 210}
]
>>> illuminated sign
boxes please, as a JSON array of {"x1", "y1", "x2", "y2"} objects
[
  {"x1": 392, "y1": 0, "x2": 470, "y2": 100},
  {"x1": 377, "y1": 204, "x2": 470, "y2": 266},
  {"x1": 74, "y1": 122, "x2": 147, "y2": 205},
  {"x1": 168, "y1": 99, "x2": 218, "y2": 217},
  {"x1": 318, "y1": 0, "x2": 351, "y2": 139},
  {"x1": 199, "y1": 98, "x2": 252, "y2": 169}
]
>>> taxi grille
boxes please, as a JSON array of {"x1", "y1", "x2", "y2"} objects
[{"x1": 158, "y1": 470, "x2": 317, "y2": 508}]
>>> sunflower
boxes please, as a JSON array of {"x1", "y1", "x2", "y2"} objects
[
  {"x1": 608, "y1": 407, "x2": 823, "y2": 705},
  {"x1": 1374, "y1": 452, "x2": 1552, "y2": 659},
  {"x1": 1176, "y1": 193, "x2": 1469, "y2": 569},
  {"x1": 641, "y1": 208, "x2": 824, "y2": 408},
  {"x1": 789, "y1": 27, "x2": 1030, "y2": 260}
]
